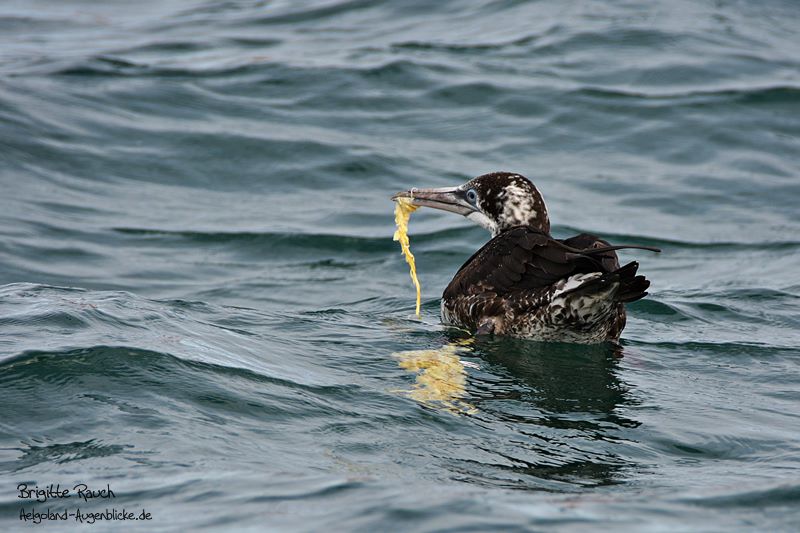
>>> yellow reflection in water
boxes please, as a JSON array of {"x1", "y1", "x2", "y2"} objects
[{"x1": 393, "y1": 339, "x2": 477, "y2": 415}]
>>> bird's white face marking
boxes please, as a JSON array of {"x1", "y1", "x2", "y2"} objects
[{"x1": 466, "y1": 211, "x2": 498, "y2": 234}]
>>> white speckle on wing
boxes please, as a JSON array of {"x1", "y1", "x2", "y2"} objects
[{"x1": 552, "y1": 273, "x2": 601, "y2": 298}]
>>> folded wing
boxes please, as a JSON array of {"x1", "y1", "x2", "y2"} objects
[{"x1": 444, "y1": 227, "x2": 625, "y2": 300}]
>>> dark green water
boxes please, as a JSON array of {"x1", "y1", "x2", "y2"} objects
[{"x1": 2, "y1": 1, "x2": 799, "y2": 531}]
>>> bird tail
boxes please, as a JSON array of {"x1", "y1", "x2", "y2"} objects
[
  {"x1": 612, "y1": 261, "x2": 650, "y2": 303},
  {"x1": 562, "y1": 262, "x2": 650, "y2": 304}
]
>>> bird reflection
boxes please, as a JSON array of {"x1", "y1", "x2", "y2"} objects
[
  {"x1": 395, "y1": 330, "x2": 642, "y2": 488},
  {"x1": 470, "y1": 334, "x2": 640, "y2": 487},
  {"x1": 467, "y1": 336, "x2": 639, "y2": 430}
]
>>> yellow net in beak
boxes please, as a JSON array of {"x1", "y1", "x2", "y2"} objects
[{"x1": 393, "y1": 197, "x2": 421, "y2": 316}]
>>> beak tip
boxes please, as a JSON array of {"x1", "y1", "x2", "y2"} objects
[{"x1": 391, "y1": 189, "x2": 413, "y2": 202}]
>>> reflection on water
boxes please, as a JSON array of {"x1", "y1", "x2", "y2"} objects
[
  {"x1": 470, "y1": 337, "x2": 640, "y2": 430},
  {"x1": 413, "y1": 333, "x2": 643, "y2": 488},
  {"x1": 393, "y1": 338, "x2": 477, "y2": 415}
]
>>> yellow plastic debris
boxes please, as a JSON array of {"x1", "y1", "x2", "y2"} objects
[{"x1": 393, "y1": 197, "x2": 421, "y2": 316}]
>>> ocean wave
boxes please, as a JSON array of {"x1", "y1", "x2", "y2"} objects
[
  {"x1": 680, "y1": 482, "x2": 800, "y2": 508},
  {"x1": 0, "y1": 283, "x2": 307, "y2": 379}
]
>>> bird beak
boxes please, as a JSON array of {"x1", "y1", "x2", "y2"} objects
[{"x1": 392, "y1": 186, "x2": 475, "y2": 216}]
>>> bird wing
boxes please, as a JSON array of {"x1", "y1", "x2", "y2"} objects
[
  {"x1": 559, "y1": 232, "x2": 621, "y2": 272},
  {"x1": 444, "y1": 227, "x2": 618, "y2": 300}
]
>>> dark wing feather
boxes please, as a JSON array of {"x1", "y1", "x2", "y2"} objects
[
  {"x1": 443, "y1": 227, "x2": 618, "y2": 300},
  {"x1": 560, "y1": 233, "x2": 621, "y2": 272}
]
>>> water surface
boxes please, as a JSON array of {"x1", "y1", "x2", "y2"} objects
[{"x1": 1, "y1": 0, "x2": 799, "y2": 531}]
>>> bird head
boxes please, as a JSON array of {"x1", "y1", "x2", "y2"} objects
[{"x1": 393, "y1": 172, "x2": 550, "y2": 236}]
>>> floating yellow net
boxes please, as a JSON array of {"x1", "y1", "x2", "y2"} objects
[{"x1": 393, "y1": 197, "x2": 421, "y2": 316}]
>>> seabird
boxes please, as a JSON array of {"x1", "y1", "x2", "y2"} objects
[{"x1": 393, "y1": 172, "x2": 659, "y2": 343}]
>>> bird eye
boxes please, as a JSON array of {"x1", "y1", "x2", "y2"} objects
[{"x1": 466, "y1": 189, "x2": 478, "y2": 204}]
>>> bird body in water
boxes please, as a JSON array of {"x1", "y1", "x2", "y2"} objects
[{"x1": 393, "y1": 172, "x2": 659, "y2": 344}]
